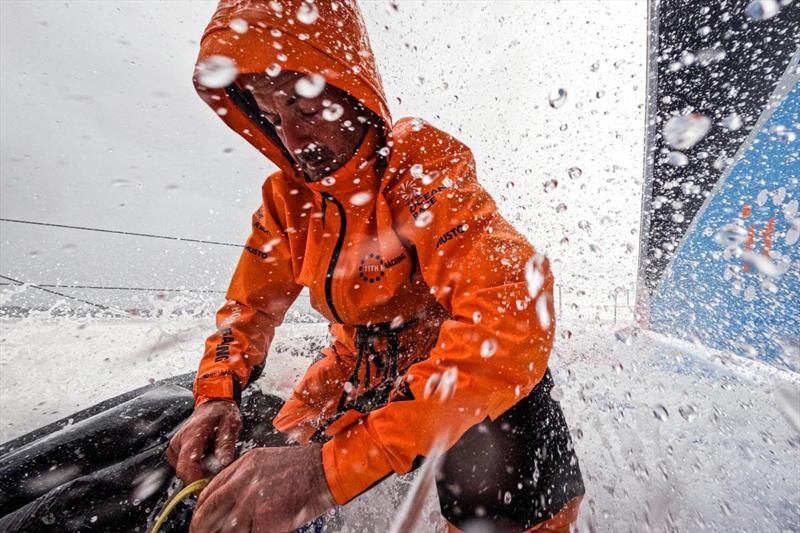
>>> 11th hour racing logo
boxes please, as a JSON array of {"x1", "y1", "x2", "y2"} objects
[{"x1": 359, "y1": 252, "x2": 407, "y2": 283}]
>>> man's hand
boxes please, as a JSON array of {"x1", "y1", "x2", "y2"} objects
[
  {"x1": 167, "y1": 400, "x2": 242, "y2": 484},
  {"x1": 189, "y1": 444, "x2": 335, "y2": 533}
]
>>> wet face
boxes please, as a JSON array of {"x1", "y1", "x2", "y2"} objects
[{"x1": 239, "y1": 71, "x2": 378, "y2": 181}]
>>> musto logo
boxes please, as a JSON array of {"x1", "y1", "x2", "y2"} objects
[
  {"x1": 436, "y1": 223, "x2": 468, "y2": 248},
  {"x1": 711, "y1": 187, "x2": 797, "y2": 301}
]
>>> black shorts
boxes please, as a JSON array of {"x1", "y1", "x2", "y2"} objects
[{"x1": 435, "y1": 369, "x2": 585, "y2": 531}]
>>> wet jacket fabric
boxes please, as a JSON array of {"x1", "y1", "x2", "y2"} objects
[{"x1": 193, "y1": 0, "x2": 556, "y2": 504}]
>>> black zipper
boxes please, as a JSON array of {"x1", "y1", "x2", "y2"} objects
[{"x1": 321, "y1": 192, "x2": 346, "y2": 323}]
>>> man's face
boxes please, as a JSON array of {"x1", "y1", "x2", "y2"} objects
[{"x1": 239, "y1": 71, "x2": 374, "y2": 181}]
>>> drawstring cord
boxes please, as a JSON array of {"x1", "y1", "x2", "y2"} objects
[
  {"x1": 320, "y1": 194, "x2": 328, "y2": 229},
  {"x1": 337, "y1": 320, "x2": 414, "y2": 412}
]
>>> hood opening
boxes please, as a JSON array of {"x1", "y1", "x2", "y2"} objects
[
  {"x1": 227, "y1": 78, "x2": 389, "y2": 185},
  {"x1": 224, "y1": 83, "x2": 298, "y2": 173}
]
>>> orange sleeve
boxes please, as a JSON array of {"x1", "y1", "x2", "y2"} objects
[
  {"x1": 193, "y1": 177, "x2": 303, "y2": 407},
  {"x1": 322, "y1": 129, "x2": 555, "y2": 504}
]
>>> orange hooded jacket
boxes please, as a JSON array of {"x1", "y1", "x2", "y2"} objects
[{"x1": 192, "y1": 0, "x2": 555, "y2": 504}]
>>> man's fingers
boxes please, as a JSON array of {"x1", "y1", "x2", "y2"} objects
[
  {"x1": 196, "y1": 460, "x2": 235, "y2": 508},
  {"x1": 166, "y1": 429, "x2": 187, "y2": 468},
  {"x1": 214, "y1": 410, "x2": 241, "y2": 466},
  {"x1": 219, "y1": 503, "x2": 252, "y2": 533},
  {"x1": 191, "y1": 478, "x2": 236, "y2": 533},
  {"x1": 175, "y1": 438, "x2": 206, "y2": 484},
  {"x1": 165, "y1": 437, "x2": 179, "y2": 468}
]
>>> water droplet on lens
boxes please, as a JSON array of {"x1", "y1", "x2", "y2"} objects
[
  {"x1": 665, "y1": 151, "x2": 689, "y2": 167},
  {"x1": 296, "y1": 2, "x2": 320, "y2": 24},
  {"x1": 567, "y1": 167, "x2": 582, "y2": 179},
  {"x1": 266, "y1": 63, "x2": 282, "y2": 77},
  {"x1": 480, "y1": 338, "x2": 498, "y2": 358},
  {"x1": 696, "y1": 47, "x2": 726, "y2": 66},
  {"x1": 195, "y1": 55, "x2": 238, "y2": 89},
  {"x1": 713, "y1": 153, "x2": 734, "y2": 171},
  {"x1": 229, "y1": 17, "x2": 249, "y2": 34},
  {"x1": 550, "y1": 386, "x2": 564, "y2": 401},
  {"x1": 525, "y1": 254, "x2": 546, "y2": 297},
  {"x1": 349, "y1": 191, "x2": 372, "y2": 206},
  {"x1": 548, "y1": 88, "x2": 568, "y2": 109},
  {"x1": 662, "y1": 112, "x2": 711, "y2": 150},
  {"x1": 769, "y1": 124, "x2": 796, "y2": 143},
  {"x1": 614, "y1": 329, "x2": 632, "y2": 345},
  {"x1": 742, "y1": 251, "x2": 782, "y2": 278},
  {"x1": 295, "y1": 74, "x2": 326, "y2": 98},
  {"x1": 681, "y1": 181, "x2": 700, "y2": 195},
  {"x1": 415, "y1": 211, "x2": 433, "y2": 228},
  {"x1": 322, "y1": 103, "x2": 344, "y2": 121},
  {"x1": 720, "y1": 112, "x2": 742, "y2": 131},
  {"x1": 679, "y1": 404, "x2": 698, "y2": 421},
  {"x1": 536, "y1": 294, "x2": 551, "y2": 328},
  {"x1": 543, "y1": 178, "x2": 558, "y2": 193},
  {"x1": 745, "y1": 0, "x2": 781, "y2": 20}
]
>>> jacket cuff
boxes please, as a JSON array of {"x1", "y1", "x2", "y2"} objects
[
  {"x1": 193, "y1": 373, "x2": 242, "y2": 407},
  {"x1": 321, "y1": 422, "x2": 394, "y2": 504}
]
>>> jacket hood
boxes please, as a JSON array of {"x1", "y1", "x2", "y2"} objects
[{"x1": 194, "y1": 0, "x2": 392, "y2": 179}]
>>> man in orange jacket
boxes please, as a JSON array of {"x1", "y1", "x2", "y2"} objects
[{"x1": 167, "y1": 1, "x2": 584, "y2": 531}]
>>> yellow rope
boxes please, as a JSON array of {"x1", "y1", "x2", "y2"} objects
[{"x1": 150, "y1": 478, "x2": 210, "y2": 533}]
